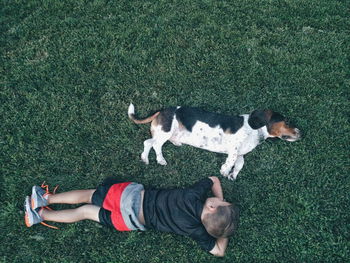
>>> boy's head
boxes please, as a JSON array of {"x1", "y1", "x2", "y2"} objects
[{"x1": 201, "y1": 197, "x2": 239, "y2": 238}]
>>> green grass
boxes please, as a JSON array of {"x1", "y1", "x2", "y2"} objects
[{"x1": 1, "y1": 0, "x2": 349, "y2": 262}]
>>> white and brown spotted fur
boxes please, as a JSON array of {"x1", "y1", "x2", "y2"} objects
[{"x1": 128, "y1": 103, "x2": 301, "y2": 180}]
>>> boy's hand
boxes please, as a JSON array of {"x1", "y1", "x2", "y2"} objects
[
  {"x1": 209, "y1": 237, "x2": 228, "y2": 257},
  {"x1": 209, "y1": 176, "x2": 224, "y2": 201}
]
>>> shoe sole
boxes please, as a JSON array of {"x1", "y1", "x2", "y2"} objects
[
  {"x1": 31, "y1": 186, "x2": 38, "y2": 209},
  {"x1": 24, "y1": 196, "x2": 32, "y2": 227}
]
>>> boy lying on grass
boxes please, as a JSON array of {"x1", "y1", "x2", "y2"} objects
[{"x1": 24, "y1": 176, "x2": 239, "y2": 257}]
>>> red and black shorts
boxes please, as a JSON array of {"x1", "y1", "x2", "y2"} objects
[{"x1": 91, "y1": 178, "x2": 145, "y2": 231}]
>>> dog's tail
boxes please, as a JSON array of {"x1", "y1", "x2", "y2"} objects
[{"x1": 128, "y1": 103, "x2": 160, "y2": 124}]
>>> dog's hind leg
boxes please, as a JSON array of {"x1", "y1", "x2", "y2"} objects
[
  {"x1": 150, "y1": 124, "x2": 174, "y2": 166},
  {"x1": 141, "y1": 135, "x2": 169, "y2": 166},
  {"x1": 153, "y1": 134, "x2": 171, "y2": 165},
  {"x1": 141, "y1": 138, "x2": 154, "y2": 165},
  {"x1": 143, "y1": 110, "x2": 176, "y2": 166}
]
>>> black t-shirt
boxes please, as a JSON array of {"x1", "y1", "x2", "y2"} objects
[{"x1": 143, "y1": 178, "x2": 216, "y2": 251}]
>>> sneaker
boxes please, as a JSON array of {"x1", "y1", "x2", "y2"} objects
[
  {"x1": 24, "y1": 196, "x2": 43, "y2": 227},
  {"x1": 31, "y1": 185, "x2": 49, "y2": 209}
]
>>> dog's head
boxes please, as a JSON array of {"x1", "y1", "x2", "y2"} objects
[{"x1": 248, "y1": 110, "x2": 301, "y2": 142}]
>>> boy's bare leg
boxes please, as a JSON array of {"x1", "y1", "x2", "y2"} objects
[
  {"x1": 41, "y1": 204, "x2": 100, "y2": 223},
  {"x1": 48, "y1": 189, "x2": 96, "y2": 205}
]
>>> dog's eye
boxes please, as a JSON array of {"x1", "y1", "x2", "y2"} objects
[{"x1": 281, "y1": 135, "x2": 290, "y2": 140}]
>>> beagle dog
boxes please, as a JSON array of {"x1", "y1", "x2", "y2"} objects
[{"x1": 128, "y1": 103, "x2": 301, "y2": 180}]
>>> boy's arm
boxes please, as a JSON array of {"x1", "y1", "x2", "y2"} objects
[
  {"x1": 208, "y1": 176, "x2": 224, "y2": 200},
  {"x1": 208, "y1": 177, "x2": 228, "y2": 257},
  {"x1": 209, "y1": 237, "x2": 229, "y2": 257}
]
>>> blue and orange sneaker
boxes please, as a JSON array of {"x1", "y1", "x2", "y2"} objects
[
  {"x1": 31, "y1": 185, "x2": 49, "y2": 209},
  {"x1": 24, "y1": 196, "x2": 43, "y2": 227},
  {"x1": 31, "y1": 182, "x2": 59, "y2": 209},
  {"x1": 24, "y1": 196, "x2": 59, "y2": 229}
]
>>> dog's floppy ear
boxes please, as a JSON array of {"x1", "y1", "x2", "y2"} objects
[{"x1": 248, "y1": 110, "x2": 270, "y2": 129}]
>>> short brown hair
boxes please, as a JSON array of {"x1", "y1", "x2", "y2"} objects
[{"x1": 202, "y1": 204, "x2": 239, "y2": 238}]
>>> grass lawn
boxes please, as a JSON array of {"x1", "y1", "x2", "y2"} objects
[{"x1": 1, "y1": 0, "x2": 349, "y2": 262}]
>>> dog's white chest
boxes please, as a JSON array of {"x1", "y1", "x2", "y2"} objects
[
  {"x1": 237, "y1": 132, "x2": 260, "y2": 155},
  {"x1": 170, "y1": 121, "x2": 245, "y2": 154}
]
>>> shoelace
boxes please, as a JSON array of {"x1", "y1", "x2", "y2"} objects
[
  {"x1": 39, "y1": 182, "x2": 59, "y2": 230},
  {"x1": 41, "y1": 181, "x2": 59, "y2": 196}
]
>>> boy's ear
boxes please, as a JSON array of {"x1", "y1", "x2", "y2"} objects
[
  {"x1": 208, "y1": 203, "x2": 217, "y2": 212},
  {"x1": 204, "y1": 200, "x2": 216, "y2": 211}
]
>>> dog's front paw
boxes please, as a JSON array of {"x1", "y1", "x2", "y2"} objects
[
  {"x1": 141, "y1": 153, "x2": 149, "y2": 165},
  {"x1": 227, "y1": 172, "x2": 237, "y2": 181},
  {"x1": 157, "y1": 158, "x2": 167, "y2": 166},
  {"x1": 220, "y1": 165, "x2": 230, "y2": 177}
]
